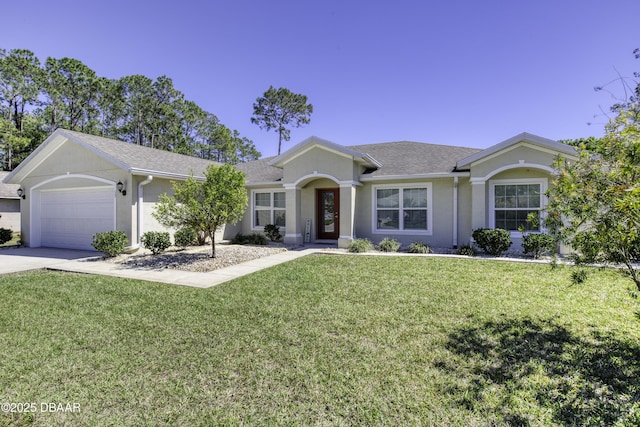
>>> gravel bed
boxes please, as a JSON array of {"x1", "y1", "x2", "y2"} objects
[{"x1": 109, "y1": 243, "x2": 288, "y2": 272}]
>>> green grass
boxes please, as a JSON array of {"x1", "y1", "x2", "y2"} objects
[{"x1": 1, "y1": 255, "x2": 640, "y2": 426}]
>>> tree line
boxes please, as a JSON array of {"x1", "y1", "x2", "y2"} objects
[{"x1": 0, "y1": 48, "x2": 260, "y2": 170}]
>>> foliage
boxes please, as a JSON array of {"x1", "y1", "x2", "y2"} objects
[
  {"x1": 456, "y1": 244, "x2": 476, "y2": 256},
  {"x1": 141, "y1": 231, "x2": 171, "y2": 255},
  {"x1": 263, "y1": 224, "x2": 282, "y2": 242},
  {"x1": 174, "y1": 227, "x2": 197, "y2": 249},
  {"x1": 91, "y1": 230, "x2": 128, "y2": 257},
  {"x1": 408, "y1": 241, "x2": 432, "y2": 254},
  {"x1": 571, "y1": 269, "x2": 589, "y2": 285},
  {"x1": 251, "y1": 86, "x2": 313, "y2": 155},
  {"x1": 0, "y1": 227, "x2": 12, "y2": 244},
  {"x1": 546, "y1": 111, "x2": 640, "y2": 289},
  {"x1": 521, "y1": 233, "x2": 556, "y2": 259},
  {"x1": 347, "y1": 238, "x2": 373, "y2": 253},
  {"x1": 231, "y1": 232, "x2": 268, "y2": 245},
  {"x1": 0, "y1": 48, "x2": 258, "y2": 171},
  {"x1": 472, "y1": 228, "x2": 512, "y2": 256},
  {"x1": 153, "y1": 163, "x2": 247, "y2": 258},
  {"x1": 377, "y1": 237, "x2": 401, "y2": 252}
]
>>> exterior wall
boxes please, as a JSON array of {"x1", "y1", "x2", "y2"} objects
[
  {"x1": 355, "y1": 178, "x2": 458, "y2": 248},
  {"x1": 0, "y1": 199, "x2": 20, "y2": 232},
  {"x1": 282, "y1": 146, "x2": 359, "y2": 184},
  {"x1": 17, "y1": 141, "x2": 134, "y2": 247},
  {"x1": 468, "y1": 144, "x2": 559, "y2": 245},
  {"x1": 469, "y1": 144, "x2": 557, "y2": 179},
  {"x1": 456, "y1": 177, "x2": 473, "y2": 246}
]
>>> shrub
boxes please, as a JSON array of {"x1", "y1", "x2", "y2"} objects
[
  {"x1": 141, "y1": 231, "x2": 172, "y2": 255},
  {"x1": 522, "y1": 233, "x2": 556, "y2": 259},
  {"x1": 92, "y1": 231, "x2": 128, "y2": 257},
  {"x1": 0, "y1": 228, "x2": 12, "y2": 245},
  {"x1": 348, "y1": 238, "x2": 373, "y2": 253},
  {"x1": 457, "y1": 245, "x2": 476, "y2": 256},
  {"x1": 408, "y1": 241, "x2": 432, "y2": 254},
  {"x1": 174, "y1": 228, "x2": 197, "y2": 249},
  {"x1": 231, "y1": 232, "x2": 268, "y2": 245},
  {"x1": 571, "y1": 269, "x2": 589, "y2": 285},
  {"x1": 378, "y1": 238, "x2": 401, "y2": 252},
  {"x1": 264, "y1": 224, "x2": 282, "y2": 242},
  {"x1": 472, "y1": 228, "x2": 512, "y2": 256}
]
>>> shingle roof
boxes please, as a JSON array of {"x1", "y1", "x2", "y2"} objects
[
  {"x1": 237, "y1": 140, "x2": 482, "y2": 183},
  {"x1": 0, "y1": 171, "x2": 20, "y2": 198},
  {"x1": 351, "y1": 141, "x2": 481, "y2": 177},
  {"x1": 61, "y1": 130, "x2": 219, "y2": 178},
  {"x1": 234, "y1": 157, "x2": 282, "y2": 183}
]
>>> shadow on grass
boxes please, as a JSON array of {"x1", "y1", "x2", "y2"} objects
[{"x1": 441, "y1": 317, "x2": 640, "y2": 425}]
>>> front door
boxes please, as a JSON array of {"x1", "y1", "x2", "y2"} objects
[{"x1": 316, "y1": 188, "x2": 340, "y2": 240}]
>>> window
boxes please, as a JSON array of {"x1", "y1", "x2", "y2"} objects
[
  {"x1": 253, "y1": 190, "x2": 286, "y2": 228},
  {"x1": 490, "y1": 179, "x2": 547, "y2": 233},
  {"x1": 373, "y1": 184, "x2": 431, "y2": 234}
]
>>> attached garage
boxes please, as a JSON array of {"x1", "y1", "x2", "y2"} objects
[{"x1": 38, "y1": 187, "x2": 115, "y2": 250}]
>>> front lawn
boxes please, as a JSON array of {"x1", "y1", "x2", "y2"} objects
[{"x1": 1, "y1": 255, "x2": 639, "y2": 426}]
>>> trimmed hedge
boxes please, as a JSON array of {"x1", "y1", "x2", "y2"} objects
[
  {"x1": 92, "y1": 231, "x2": 128, "y2": 257},
  {"x1": 472, "y1": 228, "x2": 512, "y2": 256}
]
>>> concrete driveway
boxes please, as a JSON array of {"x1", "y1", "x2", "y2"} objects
[{"x1": 0, "y1": 247, "x2": 99, "y2": 275}]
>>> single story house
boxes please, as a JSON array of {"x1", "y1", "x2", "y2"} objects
[
  {"x1": 3, "y1": 128, "x2": 577, "y2": 252},
  {"x1": 0, "y1": 171, "x2": 21, "y2": 233}
]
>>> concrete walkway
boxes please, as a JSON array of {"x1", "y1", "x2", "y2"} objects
[
  {"x1": 6, "y1": 247, "x2": 321, "y2": 288},
  {"x1": 0, "y1": 247, "x2": 99, "y2": 275}
]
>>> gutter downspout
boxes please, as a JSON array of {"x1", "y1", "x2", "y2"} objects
[
  {"x1": 136, "y1": 175, "x2": 154, "y2": 246},
  {"x1": 453, "y1": 176, "x2": 459, "y2": 248}
]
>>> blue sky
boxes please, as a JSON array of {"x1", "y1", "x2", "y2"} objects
[{"x1": 2, "y1": 0, "x2": 639, "y2": 157}]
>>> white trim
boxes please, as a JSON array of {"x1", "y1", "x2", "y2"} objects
[
  {"x1": 250, "y1": 189, "x2": 287, "y2": 231},
  {"x1": 289, "y1": 172, "x2": 361, "y2": 188},
  {"x1": 371, "y1": 183, "x2": 433, "y2": 236},
  {"x1": 488, "y1": 178, "x2": 548, "y2": 237},
  {"x1": 269, "y1": 136, "x2": 382, "y2": 168},
  {"x1": 30, "y1": 175, "x2": 118, "y2": 248},
  {"x1": 456, "y1": 132, "x2": 577, "y2": 168},
  {"x1": 360, "y1": 172, "x2": 469, "y2": 182},
  {"x1": 470, "y1": 163, "x2": 556, "y2": 183},
  {"x1": 137, "y1": 175, "x2": 154, "y2": 246},
  {"x1": 285, "y1": 233, "x2": 303, "y2": 238},
  {"x1": 453, "y1": 176, "x2": 459, "y2": 247}
]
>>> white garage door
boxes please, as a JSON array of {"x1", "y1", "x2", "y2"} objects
[{"x1": 40, "y1": 187, "x2": 115, "y2": 250}]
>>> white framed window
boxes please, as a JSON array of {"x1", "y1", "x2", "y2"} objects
[
  {"x1": 489, "y1": 178, "x2": 547, "y2": 236},
  {"x1": 252, "y1": 190, "x2": 286, "y2": 230},
  {"x1": 372, "y1": 184, "x2": 432, "y2": 235}
]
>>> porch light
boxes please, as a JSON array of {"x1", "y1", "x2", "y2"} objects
[
  {"x1": 16, "y1": 188, "x2": 25, "y2": 199},
  {"x1": 117, "y1": 181, "x2": 127, "y2": 196}
]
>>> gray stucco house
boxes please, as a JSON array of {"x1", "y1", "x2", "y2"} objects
[
  {"x1": 3, "y1": 128, "x2": 577, "y2": 251},
  {"x1": 0, "y1": 171, "x2": 21, "y2": 233}
]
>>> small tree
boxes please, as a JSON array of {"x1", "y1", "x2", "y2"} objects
[
  {"x1": 546, "y1": 111, "x2": 640, "y2": 289},
  {"x1": 251, "y1": 86, "x2": 313, "y2": 155},
  {"x1": 153, "y1": 163, "x2": 247, "y2": 258}
]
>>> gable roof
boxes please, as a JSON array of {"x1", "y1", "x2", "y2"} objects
[
  {"x1": 456, "y1": 132, "x2": 577, "y2": 169},
  {"x1": 269, "y1": 136, "x2": 382, "y2": 168},
  {"x1": 5, "y1": 129, "x2": 219, "y2": 183}
]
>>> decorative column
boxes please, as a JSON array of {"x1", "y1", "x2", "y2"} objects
[
  {"x1": 471, "y1": 180, "x2": 486, "y2": 232},
  {"x1": 283, "y1": 185, "x2": 303, "y2": 245},
  {"x1": 338, "y1": 183, "x2": 357, "y2": 248}
]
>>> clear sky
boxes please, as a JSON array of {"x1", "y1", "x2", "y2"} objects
[{"x1": 2, "y1": 0, "x2": 639, "y2": 157}]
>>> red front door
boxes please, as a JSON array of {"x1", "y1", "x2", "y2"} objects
[{"x1": 316, "y1": 188, "x2": 340, "y2": 240}]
